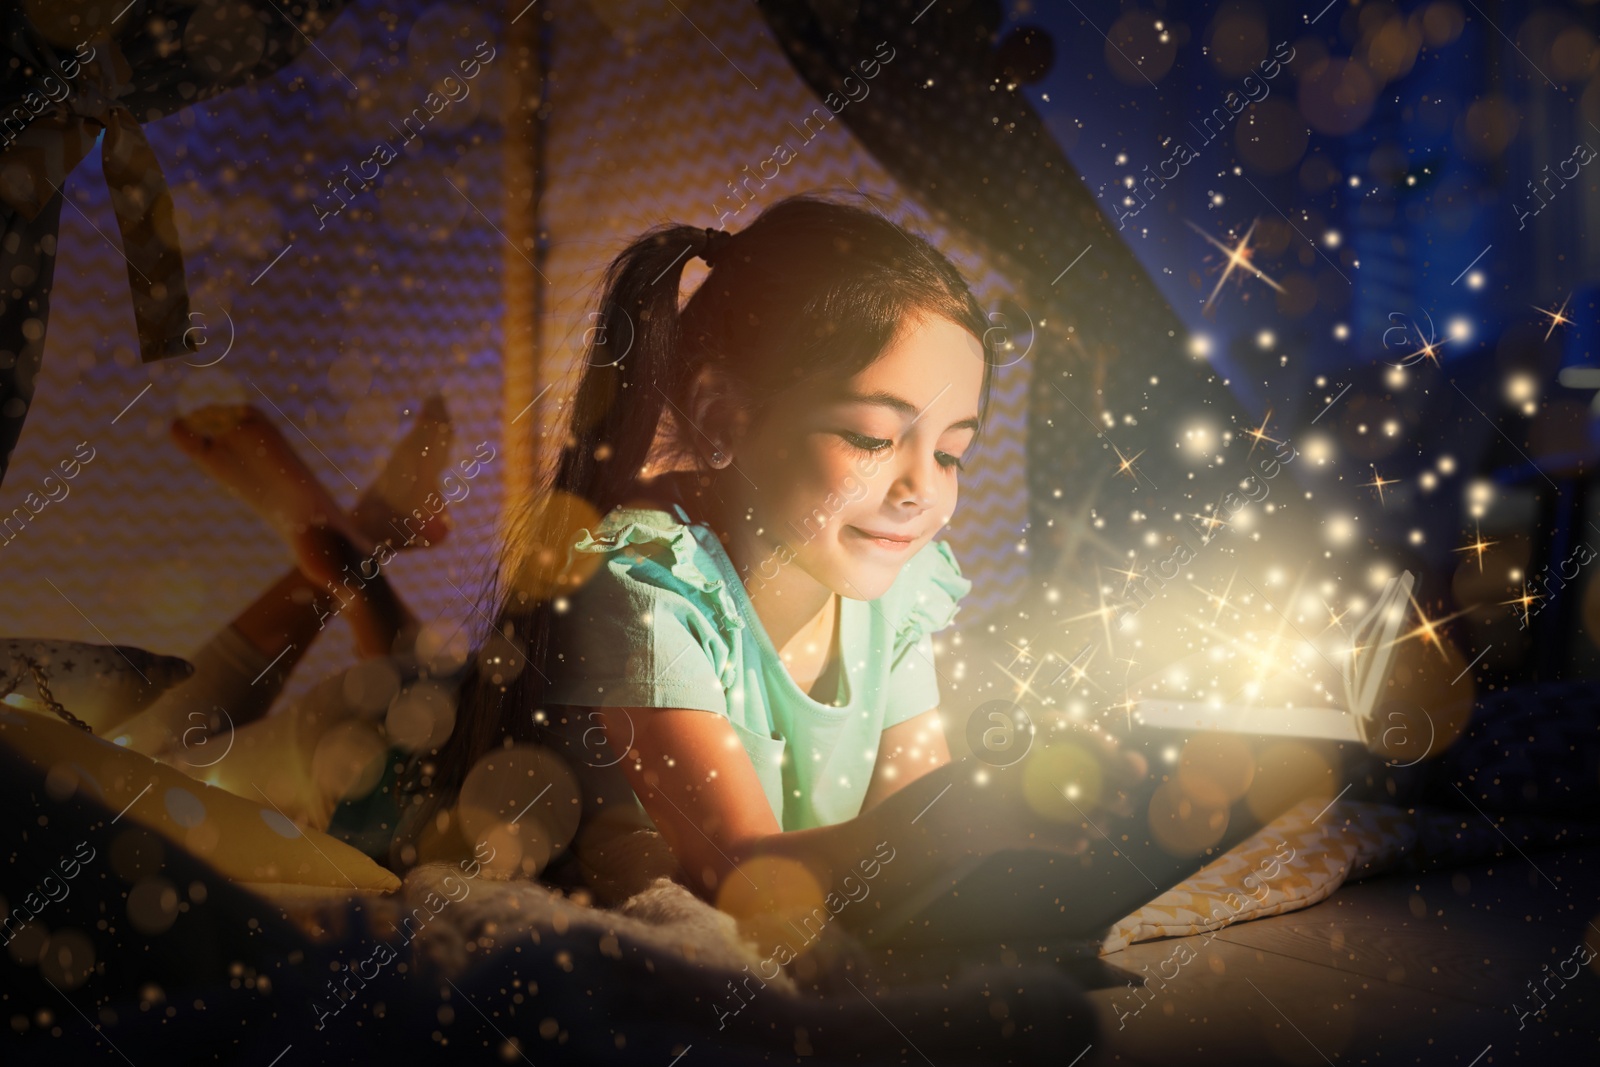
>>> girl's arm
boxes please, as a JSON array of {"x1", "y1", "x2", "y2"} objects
[{"x1": 595, "y1": 706, "x2": 1143, "y2": 934}]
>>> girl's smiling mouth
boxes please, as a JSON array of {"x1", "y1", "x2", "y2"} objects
[{"x1": 846, "y1": 525, "x2": 919, "y2": 551}]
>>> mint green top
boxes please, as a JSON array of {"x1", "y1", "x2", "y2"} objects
[{"x1": 542, "y1": 501, "x2": 973, "y2": 832}]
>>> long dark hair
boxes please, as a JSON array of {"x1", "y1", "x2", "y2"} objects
[{"x1": 392, "y1": 191, "x2": 996, "y2": 872}]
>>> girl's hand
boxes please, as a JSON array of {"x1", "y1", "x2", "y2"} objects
[{"x1": 921, "y1": 730, "x2": 1148, "y2": 861}]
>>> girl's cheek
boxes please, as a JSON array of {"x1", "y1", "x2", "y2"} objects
[
  {"x1": 769, "y1": 441, "x2": 850, "y2": 527},
  {"x1": 807, "y1": 439, "x2": 859, "y2": 494},
  {"x1": 928, "y1": 459, "x2": 959, "y2": 512}
]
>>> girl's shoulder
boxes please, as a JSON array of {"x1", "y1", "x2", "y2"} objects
[
  {"x1": 567, "y1": 495, "x2": 745, "y2": 640},
  {"x1": 881, "y1": 538, "x2": 975, "y2": 650}
]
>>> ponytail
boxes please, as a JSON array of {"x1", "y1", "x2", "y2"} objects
[
  {"x1": 555, "y1": 224, "x2": 719, "y2": 515},
  {"x1": 393, "y1": 223, "x2": 711, "y2": 869}
]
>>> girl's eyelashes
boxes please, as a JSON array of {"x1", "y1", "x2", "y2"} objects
[
  {"x1": 837, "y1": 431, "x2": 966, "y2": 472},
  {"x1": 839, "y1": 430, "x2": 892, "y2": 452}
]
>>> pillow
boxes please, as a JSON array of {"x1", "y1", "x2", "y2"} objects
[
  {"x1": 1100, "y1": 792, "x2": 1594, "y2": 956},
  {"x1": 1, "y1": 637, "x2": 195, "y2": 734},
  {"x1": 0, "y1": 708, "x2": 399, "y2": 893},
  {"x1": 1099, "y1": 797, "x2": 1417, "y2": 954}
]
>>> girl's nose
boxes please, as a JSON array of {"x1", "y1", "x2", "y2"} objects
[{"x1": 892, "y1": 456, "x2": 937, "y2": 512}]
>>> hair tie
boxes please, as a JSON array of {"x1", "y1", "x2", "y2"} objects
[{"x1": 697, "y1": 226, "x2": 733, "y2": 268}]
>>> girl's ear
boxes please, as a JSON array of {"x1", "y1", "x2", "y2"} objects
[
  {"x1": 685, "y1": 364, "x2": 720, "y2": 426},
  {"x1": 686, "y1": 364, "x2": 752, "y2": 457}
]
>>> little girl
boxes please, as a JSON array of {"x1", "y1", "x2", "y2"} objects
[{"x1": 403, "y1": 193, "x2": 1141, "y2": 912}]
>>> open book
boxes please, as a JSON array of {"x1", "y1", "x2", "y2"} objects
[{"x1": 1132, "y1": 571, "x2": 1416, "y2": 743}]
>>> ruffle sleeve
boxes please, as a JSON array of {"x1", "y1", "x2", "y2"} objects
[
  {"x1": 538, "y1": 510, "x2": 745, "y2": 711},
  {"x1": 889, "y1": 539, "x2": 974, "y2": 663},
  {"x1": 568, "y1": 512, "x2": 747, "y2": 643},
  {"x1": 882, "y1": 540, "x2": 972, "y2": 727}
]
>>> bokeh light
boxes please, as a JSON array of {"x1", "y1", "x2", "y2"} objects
[
  {"x1": 37, "y1": 928, "x2": 95, "y2": 990},
  {"x1": 1245, "y1": 741, "x2": 1335, "y2": 823},
  {"x1": 715, "y1": 854, "x2": 827, "y2": 956},
  {"x1": 311, "y1": 720, "x2": 390, "y2": 803},
  {"x1": 1021, "y1": 741, "x2": 1105, "y2": 820},
  {"x1": 1148, "y1": 779, "x2": 1230, "y2": 856},
  {"x1": 1176, "y1": 734, "x2": 1256, "y2": 809},
  {"x1": 385, "y1": 678, "x2": 459, "y2": 753},
  {"x1": 457, "y1": 744, "x2": 582, "y2": 879}
]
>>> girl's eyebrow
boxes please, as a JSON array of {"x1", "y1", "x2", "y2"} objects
[{"x1": 840, "y1": 390, "x2": 980, "y2": 433}]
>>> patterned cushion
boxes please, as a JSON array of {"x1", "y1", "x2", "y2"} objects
[
  {"x1": 1101, "y1": 793, "x2": 1591, "y2": 954},
  {"x1": 1100, "y1": 797, "x2": 1415, "y2": 953}
]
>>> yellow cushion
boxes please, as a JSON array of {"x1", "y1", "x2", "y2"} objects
[
  {"x1": 0, "y1": 708, "x2": 400, "y2": 893},
  {"x1": 2, "y1": 637, "x2": 196, "y2": 733}
]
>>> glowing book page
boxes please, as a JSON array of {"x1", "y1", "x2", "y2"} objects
[
  {"x1": 1132, "y1": 701, "x2": 1360, "y2": 740},
  {"x1": 1343, "y1": 570, "x2": 1416, "y2": 740},
  {"x1": 1132, "y1": 572, "x2": 1416, "y2": 743}
]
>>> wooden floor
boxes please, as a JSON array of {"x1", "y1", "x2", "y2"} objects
[{"x1": 1086, "y1": 843, "x2": 1600, "y2": 1065}]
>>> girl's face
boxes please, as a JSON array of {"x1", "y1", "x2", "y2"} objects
[{"x1": 736, "y1": 314, "x2": 986, "y2": 601}]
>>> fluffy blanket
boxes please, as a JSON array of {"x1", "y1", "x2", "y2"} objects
[
  {"x1": 405, "y1": 866, "x2": 797, "y2": 991},
  {"x1": 253, "y1": 850, "x2": 1101, "y2": 1066}
]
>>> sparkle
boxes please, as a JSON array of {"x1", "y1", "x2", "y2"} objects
[
  {"x1": 992, "y1": 653, "x2": 1056, "y2": 705},
  {"x1": 1106, "y1": 560, "x2": 1146, "y2": 594},
  {"x1": 1056, "y1": 598, "x2": 1123, "y2": 658},
  {"x1": 1112, "y1": 443, "x2": 1147, "y2": 481},
  {"x1": 1401, "y1": 329, "x2": 1447, "y2": 368},
  {"x1": 1533, "y1": 293, "x2": 1573, "y2": 342},
  {"x1": 1049, "y1": 643, "x2": 1100, "y2": 693},
  {"x1": 1109, "y1": 691, "x2": 1139, "y2": 731},
  {"x1": 1397, "y1": 601, "x2": 1451, "y2": 658},
  {"x1": 1001, "y1": 638, "x2": 1035, "y2": 672},
  {"x1": 1201, "y1": 569, "x2": 1240, "y2": 625},
  {"x1": 1377, "y1": 594, "x2": 1471, "y2": 663},
  {"x1": 1500, "y1": 584, "x2": 1542, "y2": 628},
  {"x1": 1190, "y1": 510, "x2": 1231, "y2": 541},
  {"x1": 1453, "y1": 522, "x2": 1498, "y2": 573},
  {"x1": 1186, "y1": 218, "x2": 1286, "y2": 312},
  {"x1": 1243, "y1": 407, "x2": 1279, "y2": 459},
  {"x1": 1362, "y1": 468, "x2": 1400, "y2": 506}
]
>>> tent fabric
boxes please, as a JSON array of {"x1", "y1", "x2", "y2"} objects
[
  {"x1": 0, "y1": 0, "x2": 355, "y2": 484},
  {"x1": 0, "y1": 0, "x2": 507, "y2": 710},
  {"x1": 2, "y1": 31, "x2": 196, "y2": 370},
  {"x1": 755, "y1": 0, "x2": 1252, "y2": 582}
]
